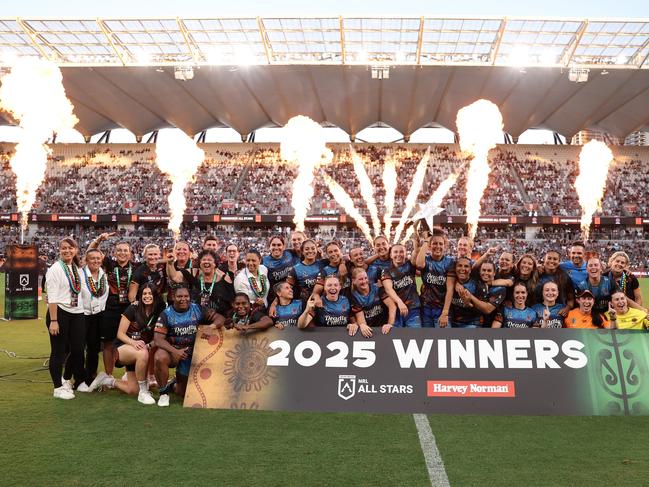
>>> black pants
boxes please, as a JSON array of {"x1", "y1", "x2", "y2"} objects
[
  {"x1": 46, "y1": 307, "x2": 86, "y2": 388},
  {"x1": 81, "y1": 312, "x2": 103, "y2": 386}
]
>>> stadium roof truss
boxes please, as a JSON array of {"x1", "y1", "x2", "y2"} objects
[
  {"x1": 1, "y1": 16, "x2": 648, "y2": 67},
  {"x1": 1, "y1": 17, "x2": 649, "y2": 139}
]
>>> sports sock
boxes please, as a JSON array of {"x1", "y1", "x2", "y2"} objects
[{"x1": 138, "y1": 380, "x2": 148, "y2": 393}]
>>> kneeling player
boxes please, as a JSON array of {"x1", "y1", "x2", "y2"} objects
[{"x1": 153, "y1": 286, "x2": 224, "y2": 407}]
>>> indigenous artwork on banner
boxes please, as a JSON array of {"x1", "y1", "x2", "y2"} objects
[{"x1": 184, "y1": 328, "x2": 649, "y2": 416}]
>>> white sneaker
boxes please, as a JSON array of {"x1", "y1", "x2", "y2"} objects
[
  {"x1": 62, "y1": 379, "x2": 73, "y2": 392},
  {"x1": 137, "y1": 390, "x2": 156, "y2": 405},
  {"x1": 53, "y1": 386, "x2": 75, "y2": 400},
  {"x1": 76, "y1": 382, "x2": 91, "y2": 393},
  {"x1": 157, "y1": 394, "x2": 170, "y2": 407},
  {"x1": 88, "y1": 372, "x2": 108, "y2": 392}
]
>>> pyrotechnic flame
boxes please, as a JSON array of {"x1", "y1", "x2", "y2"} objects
[
  {"x1": 280, "y1": 116, "x2": 333, "y2": 232},
  {"x1": 0, "y1": 57, "x2": 78, "y2": 230},
  {"x1": 382, "y1": 154, "x2": 398, "y2": 238},
  {"x1": 350, "y1": 146, "x2": 381, "y2": 237},
  {"x1": 392, "y1": 147, "x2": 431, "y2": 243},
  {"x1": 322, "y1": 173, "x2": 373, "y2": 244},
  {"x1": 430, "y1": 171, "x2": 459, "y2": 209},
  {"x1": 574, "y1": 140, "x2": 613, "y2": 241},
  {"x1": 456, "y1": 99, "x2": 503, "y2": 240},
  {"x1": 155, "y1": 129, "x2": 205, "y2": 240},
  {"x1": 400, "y1": 226, "x2": 416, "y2": 245}
]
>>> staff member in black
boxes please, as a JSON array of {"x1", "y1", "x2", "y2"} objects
[
  {"x1": 46, "y1": 237, "x2": 86, "y2": 400},
  {"x1": 88, "y1": 232, "x2": 136, "y2": 379}
]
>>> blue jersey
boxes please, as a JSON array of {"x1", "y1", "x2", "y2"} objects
[
  {"x1": 496, "y1": 306, "x2": 538, "y2": 329},
  {"x1": 532, "y1": 303, "x2": 565, "y2": 328},
  {"x1": 560, "y1": 261, "x2": 587, "y2": 289},
  {"x1": 262, "y1": 251, "x2": 296, "y2": 287},
  {"x1": 350, "y1": 283, "x2": 388, "y2": 327},
  {"x1": 289, "y1": 260, "x2": 326, "y2": 301},
  {"x1": 420, "y1": 255, "x2": 456, "y2": 308},
  {"x1": 483, "y1": 285, "x2": 507, "y2": 327},
  {"x1": 274, "y1": 299, "x2": 303, "y2": 328},
  {"x1": 320, "y1": 262, "x2": 351, "y2": 297},
  {"x1": 315, "y1": 295, "x2": 351, "y2": 327},
  {"x1": 450, "y1": 279, "x2": 489, "y2": 327},
  {"x1": 535, "y1": 271, "x2": 571, "y2": 305},
  {"x1": 576, "y1": 276, "x2": 617, "y2": 314},
  {"x1": 383, "y1": 261, "x2": 420, "y2": 309},
  {"x1": 155, "y1": 303, "x2": 204, "y2": 349},
  {"x1": 367, "y1": 258, "x2": 392, "y2": 283}
]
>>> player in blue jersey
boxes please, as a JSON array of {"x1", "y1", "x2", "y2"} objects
[
  {"x1": 576, "y1": 255, "x2": 621, "y2": 314},
  {"x1": 532, "y1": 281, "x2": 565, "y2": 328},
  {"x1": 382, "y1": 243, "x2": 422, "y2": 328},
  {"x1": 477, "y1": 261, "x2": 509, "y2": 327},
  {"x1": 450, "y1": 257, "x2": 494, "y2": 328},
  {"x1": 319, "y1": 241, "x2": 351, "y2": 295},
  {"x1": 492, "y1": 282, "x2": 538, "y2": 328},
  {"x1": 298, "y1": 275, "x2": 351, "y2": 330},
  {"x1": 287, "y1": 239, "x2": 326, "y2": 302},
  {"x1": 559, "y1": 241, "x2": 588, "y2": 289},
  {"x1": 366, "y1": 235, "x2": 392, "y2": 283},
  {"x1": 350, "y1": 268, "x2": 396, "y2": 337},
  {"x1": 153, "y1": 286, "x2": 224, "y2": 407},
  {"x1": 262, "y1": 235, "x2": 298, "y2": 303},
  {"x1": 272, "y1": 282, "x2": 304, "y2": 329},
  {"x1": 534, "y1": 250, "x2": 573, "y2": 313},
  {"x1": 416, "y1": 228, "x2": 456, "y2": 328}
]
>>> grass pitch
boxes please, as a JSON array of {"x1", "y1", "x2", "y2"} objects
[{"x1": 1, "y1": 275, "x2": 649, "y2": 486}]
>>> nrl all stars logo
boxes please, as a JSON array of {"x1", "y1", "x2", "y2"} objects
[{"x1": 337, "y1": 375, "x2": 413, "y2": 400}]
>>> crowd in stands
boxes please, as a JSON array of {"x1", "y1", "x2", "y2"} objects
[{"x1": 1, "y1": 143, "x2": 649, "y2": 218}]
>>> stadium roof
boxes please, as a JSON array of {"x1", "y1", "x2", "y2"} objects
[{"x1": 1, "y1": 17, "x2": 649, "y2": 138}]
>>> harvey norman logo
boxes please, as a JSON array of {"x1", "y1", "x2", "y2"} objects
[{"x1": 427, "y1": 381, "x2": 515, "y2": 398}]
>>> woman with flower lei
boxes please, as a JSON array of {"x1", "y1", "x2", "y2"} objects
[
  {"x1": 45, "y1": 237, "x2": 86, "y2": 400},
  {"x1": 73, "y1": 248, "x2": 109, "y2": 392},
  {"x1": 233, "y1": 249, "x2": 270, "y2": 310}
]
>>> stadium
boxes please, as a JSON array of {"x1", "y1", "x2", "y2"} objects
[{"x1": 1, "y1": 14, "x2": 649, "y2": 487}]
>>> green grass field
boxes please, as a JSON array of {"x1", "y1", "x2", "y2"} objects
[{"x1": 2, "y1": 275, "x2": 649, "y2": 486}]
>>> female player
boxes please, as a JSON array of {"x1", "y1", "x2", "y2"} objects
[
  {"x1": 298, "y1": 275, "x2": 351, "y2": 331},
  {"x1": 491, "y1": 282, "x2": 538, "y2": 328},
  {"x1": 350, "y1": 268, "x2": 396, "y2": 337},
  {"x1": 273, "y1": 282, "x2": 303, "y2": 329},
  {"x1": 89, "y1": 284, "x2": 165, "y2": 404},
  {"x1": 532, "y1": 281, "x2": 565, "y2": 328}
]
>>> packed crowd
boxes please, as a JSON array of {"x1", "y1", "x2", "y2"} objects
[
  {"x1": 40, "y1": 226, "x2": 648, "y2": 406},
  {"x1": 1, "y1": 143, "x2": 648, "y2": 217}
]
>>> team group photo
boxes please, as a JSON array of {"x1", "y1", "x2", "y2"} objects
[{"x1": 1, "y1": 1, "x2": 649, "y2": 486}]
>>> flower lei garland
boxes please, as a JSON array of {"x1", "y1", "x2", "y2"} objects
[
  {"x1": 84, "y1": 268, "x2": 107, "y2": 298},
  {"x1": 247, "y1": 269, "x2": 268, "y2": 298},
  {"x1": 59, "y1": 260, "x2": 81, "y2": 294}
]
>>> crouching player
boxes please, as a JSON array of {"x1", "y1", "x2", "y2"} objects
[{"x1": 153, "y1": 285, "x2": 224, "y2": 407}]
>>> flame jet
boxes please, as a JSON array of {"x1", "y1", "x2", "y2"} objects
[
  {"x1": 155, "y1": 129, "x2": 205, "y2": 240},
  {"x1": 456, "y1": 99, "x2": 503, "y2": 240},
  {"x1": 574, "y1": 140, "x2": 613, "y2": 241},
  {"x1": 280, "y1": 116, "x2": 333, "y2": 232},
  {"x1": 0, "y1": 58, "x2": 78, "y2": 234}
]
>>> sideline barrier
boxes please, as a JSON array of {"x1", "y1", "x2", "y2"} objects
[{"x1": 184, "y1": 328, "x2": 649, "y2": 415}]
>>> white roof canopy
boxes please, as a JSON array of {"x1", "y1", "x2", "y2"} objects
[{"x1": 1, "y1": 17, "x2": 648, "y2": 138}]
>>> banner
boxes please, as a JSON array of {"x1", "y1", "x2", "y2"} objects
[
  {"x1": 4, "y1": 245, "x2": 39, "y2": 320},
  {"x1": 184, "y1": 328, "x2": 649, "y2": 415}
]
